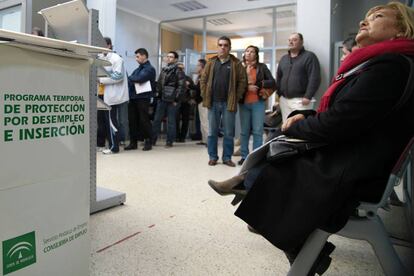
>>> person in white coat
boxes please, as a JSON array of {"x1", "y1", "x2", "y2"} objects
[{"x1": 98, "y1": 37, "x2": 129, "y2": 154}]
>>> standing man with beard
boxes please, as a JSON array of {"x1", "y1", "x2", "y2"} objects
[
  {"x1": 125, "y1": 48, "x2": 156, "y2": 151},
  {"x1": 200, "y1": 36, "x2": 247, "y2": 167},
  {"x1": 276, "y1": 33, "x2": 321, "y2": 122},
  {"x1": 152, "y1": 51, "x2": 185, "y2": 148}
]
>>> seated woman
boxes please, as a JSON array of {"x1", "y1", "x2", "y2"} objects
[{"x1": 208, "y1": 2, "x2": 414, "y2": 274}]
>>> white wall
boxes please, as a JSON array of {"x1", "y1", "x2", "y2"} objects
[
  {"x1": 297, "y1": 0, "x2": 331, "y2": 101},
  {"x1": 87, "y1": 0, "x2": 117, "y2": 43},
  {"x1": 115, "y1": 8, "x2": 159, "y2": 74}
]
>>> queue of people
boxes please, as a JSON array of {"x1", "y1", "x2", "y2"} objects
[
  {"x1": 97, "y1": 46, "x2": 209, "y2": 153},
  {"x1": 96, "y1": 31, "x2": 325, "y2": 166},
  {"x1": 97, "y1": 35, "x2": 280, "y2": 160}
]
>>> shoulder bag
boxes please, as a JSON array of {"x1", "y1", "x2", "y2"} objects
[{"x1": 162, "y1": 86, "x2": 176, "y2": 102}]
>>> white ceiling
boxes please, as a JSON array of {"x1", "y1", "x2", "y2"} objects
[
  {"x1": 165, "y1": 5, "x2": 296, "y2": 35},
  {"x1": 117, "y1": 0, "x2": 296, "y2": 22}
]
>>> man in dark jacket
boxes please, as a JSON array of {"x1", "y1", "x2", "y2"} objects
[
  {"x1": 200, "y1": 36, "x2": 247, "y2": 166},
  {"x1": 175, "y1": 62, "x2": 194, "y2": 143},
  {"x1": 276, "y1": 33, "x2": 321, "y2": 122},
  {"x1": 152, "y1": 51, "x2": 185, "y2": 148},
  {"x1": 125, "y1": 48, "x2": 156, "y2": 151}
]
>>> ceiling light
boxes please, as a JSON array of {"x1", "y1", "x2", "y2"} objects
[
  {"x1": 171, "y1": 1, "x2": 207, "y2": 12},
  {"x1": 207, "y1": 18, "x2": 233, "y2": 26}
]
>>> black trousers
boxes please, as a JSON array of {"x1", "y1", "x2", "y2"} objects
[
  {"x1": 128, "y1": 98, "x2": 152, "y2": 143},
  {"x1": 97, "y1": 95, "x2": 108, "y2": 147},
  {"x1": 176, "y1": 102, "x2": 191, "y2": 140}
]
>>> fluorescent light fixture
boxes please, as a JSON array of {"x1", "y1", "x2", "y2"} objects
[
  {"x1": 171, "y1": 1, "x2": 207, "y2": 12},
  {"x1": 207, "y1": 18, "x2": 233, "y2": 26}
]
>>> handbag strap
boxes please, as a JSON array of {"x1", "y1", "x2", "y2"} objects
[{"x1": 335, "y1": 60, "x2": 370, "y2": 81}]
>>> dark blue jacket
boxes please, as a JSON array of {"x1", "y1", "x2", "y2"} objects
[{"x1": 128, "y1": 61, "x2": 156, "y2": 100}]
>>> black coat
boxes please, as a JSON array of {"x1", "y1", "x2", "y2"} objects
[
  {"x1": 240, "y1": 62, "x2": 276, "y2": 103},
  {"x1": 235, "y1": 53, "x2": 414, "y2": 251},
  {"x1": 156, "y1": 64, "x2": 186, "y2": 102}
]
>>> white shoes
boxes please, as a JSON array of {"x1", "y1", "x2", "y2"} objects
[{"x1": 102, "y1": 149, "x2": 113, "y2": 154}]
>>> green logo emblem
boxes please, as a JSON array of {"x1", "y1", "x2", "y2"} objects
[{"x1": 2, "y1": 231, "x2": 36, "y2": 275}]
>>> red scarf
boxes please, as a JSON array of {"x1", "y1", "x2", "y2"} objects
[{"x1": 317, "y1": 38, "x2": 414, "y2": 112}]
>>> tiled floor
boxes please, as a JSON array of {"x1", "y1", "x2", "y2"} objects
[{"x1": 89, "y1": 140, "x2": 411, "y2": 275}]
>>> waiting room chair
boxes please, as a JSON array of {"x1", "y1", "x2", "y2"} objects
[{"x1": 287, "y1": 137, "x2": 414, "y2": 276}]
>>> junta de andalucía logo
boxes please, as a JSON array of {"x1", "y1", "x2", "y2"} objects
[{"x1": 2, "y1": 231, "x2": 36, "y2": 275}]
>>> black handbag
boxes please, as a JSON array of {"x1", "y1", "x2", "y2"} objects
[
  {"x1": 162, "y1": 86, "x2": 176, "y2": 102},
  {"x1": 267, "y1": 137, "x2": 326, "y2": 162},
  {"x1": 264, "y1": 105, "x2": 282, "y2": 128}
]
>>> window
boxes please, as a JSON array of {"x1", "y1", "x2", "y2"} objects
[
  {"x1": 159, "y1": 4, "x2": 297, "y2": 108},
  {"x1": 0, "y1": 5, "x2": 21, "y2": 32}
]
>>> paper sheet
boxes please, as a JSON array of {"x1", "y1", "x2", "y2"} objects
[{"x1": 134, "y1": 81, "x2": 152, "y2": 94}]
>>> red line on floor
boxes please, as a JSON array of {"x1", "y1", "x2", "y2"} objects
[
  {"x1": 97, "y1": 215, "x2": 176, "y2": 253},
  {"x1": 96, "y1": 231, "x2": 141, "y2": 253}
]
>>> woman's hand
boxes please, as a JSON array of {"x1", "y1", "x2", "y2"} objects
[
  {"x1": 281, "y1": 114, "x2": 305, "y2": 132},
  {"x1": 248, "y1": 84, "x2": 259, "y2": 92},
  {"x1": 302, "y1": 97, "x2": 311, "y2": 106}
]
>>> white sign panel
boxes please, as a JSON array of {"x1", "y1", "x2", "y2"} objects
[{"x1": 0, "y1": 45, "x2": 90, "y2": 276}]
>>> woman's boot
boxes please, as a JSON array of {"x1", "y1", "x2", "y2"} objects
[{"x1": 208, "y1": 174, "x2": 246, "y2": 205}]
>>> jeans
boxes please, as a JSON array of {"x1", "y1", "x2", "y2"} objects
[
  {"x1": 239, "y1": 100, "x2": 265, "y2": 159},
  {"x1": 207, "y1": 101, "x2": 236, "y2": 161},
  {"x1": 244, "y1": 162, "x2": 267, "y2": 191},
  {"x1": 152, "y1": 100, "x2": 179, "y2": 144}
]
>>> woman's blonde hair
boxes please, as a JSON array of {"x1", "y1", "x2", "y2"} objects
[{"x1": 366, "y1": 1, "x2": 414, "y2": 39}]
